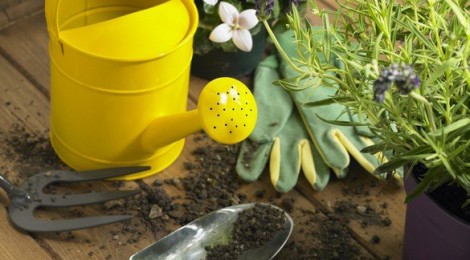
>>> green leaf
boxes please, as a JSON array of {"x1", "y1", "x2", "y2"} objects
[
  {"x1": 442, "y1": 0, "x2": 470, "y2": 34},
  {"x1": 361, "y1": 143, "x2": 389, "y2": 154},
  {"x1": 303, "y1": 96, "x2": 354, "y2": 107},
  {"x1": 405, "y1": 168, "x2": 440, "y2": 203},
  {"x1": 423, "y1": 58, "x2": 458, "y2": 87},
  {"x1": 395, "y1": 17, "x2": 438, "y2": 52},
  {"x1": 429, "y1": 118, "x2": 470, "y2": 136},
  {"x1": 448, "y1": 142, "x2": 469, "y2": 160},
  {"x1": 373, "y1": 32, "x2": 384, "y2": 60},
  {"x1": 322, "y1": 12, "x2": 332, "y2": 64},
  {"x1": 274, "y1": 76, "x2": 323, "y2": 92},
  {"x1": 375, "y1": 158, "x2": 408, "y2": 174},
  {"x1": 316, "y1": 114, "x2": 369, "y2": 127}
]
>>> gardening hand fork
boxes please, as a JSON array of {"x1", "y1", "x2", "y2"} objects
[{"x1": 0, "y1": 166, "x2": 149, "y2": 232}]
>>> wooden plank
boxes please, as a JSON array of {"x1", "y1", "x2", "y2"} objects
[
  {"x1": 0, "y1": 207, "x2": 52, "y2": 260},
  {"x1": 0, "y1": 56, "x2": 49, "y2": 132},
  {"x1": 4, "y1": 0, "x2": 44, "y2": 21},
  {"x1": 0, "y1": 12, "x2": 8, "y2": 28},
  {"x1": 0, "y1": 12, "x2": 50, "y2": 94},
  {"x1": 0, "y1": 54, "x2": 56, "y2": 260}
]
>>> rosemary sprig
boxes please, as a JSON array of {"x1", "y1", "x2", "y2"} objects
[{"x1": 258, "y1": 0, "x2": 470, "y2": 203}]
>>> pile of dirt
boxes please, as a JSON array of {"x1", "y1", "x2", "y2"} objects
[
  {"x1": 0, "y1": 124, "x2": 67, "y2": 184},
  {"x1": 205, "y1": 203, "x2": 286, "y2": 259}
]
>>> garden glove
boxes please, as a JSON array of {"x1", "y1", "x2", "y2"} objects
[
  {"x1": 277, "y1": 28, "x2": 392, "y2": 179},
  {"x1": 236, "y1": 56, "x2": 330, "y2": 192}
]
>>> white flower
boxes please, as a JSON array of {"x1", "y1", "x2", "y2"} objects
[
  {"x1": 203, "y1": 0, "x2": 218, "y2": 5},
  {"x1": 209, "y1": 1, "x2": 259, "y2": 52}
]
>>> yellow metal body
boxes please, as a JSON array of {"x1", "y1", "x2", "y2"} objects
[{"x1": 45, "y1": 0, "x2": 198, "y2": 179}]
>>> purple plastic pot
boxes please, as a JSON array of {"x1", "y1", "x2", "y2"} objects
[{"x1": 403, "y1": 175, "x2": 470, "y2": 259}]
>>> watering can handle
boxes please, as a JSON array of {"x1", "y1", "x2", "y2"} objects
[{"x1": 44, "y1": 0, "x2": 60, "y2": 41}]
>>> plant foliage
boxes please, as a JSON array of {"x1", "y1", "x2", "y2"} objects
[{"x1": 263, "y1": 0, "x2": 470, "y2": 203}]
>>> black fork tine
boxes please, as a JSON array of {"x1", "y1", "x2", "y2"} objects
[
  {"x1": 4, "y1": 166, "x2": 150, "y2": 233},
  {"x1": 9, "y1": 208, "x2": 133, "y2": 233},
  {"x1": 50, "y1": 166, "x2": 151, "y2": 183},
  {"x1": 40, "y1": 190, "x2": 141, "y2": 207}
]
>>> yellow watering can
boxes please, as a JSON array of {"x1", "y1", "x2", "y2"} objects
[{"x1": 45, "y1": 0, "x2": 257, "y2": 180}]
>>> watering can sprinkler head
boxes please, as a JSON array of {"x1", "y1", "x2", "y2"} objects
[{"x1": 141, "y1": 77, "x2": 257, "y2": 152}]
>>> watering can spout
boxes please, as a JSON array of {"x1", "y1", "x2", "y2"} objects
[{"x1": 141, "y1": 77, "x2": 258, "y2": 152}]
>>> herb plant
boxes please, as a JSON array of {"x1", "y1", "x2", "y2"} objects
[{"x1": 259, "y1": 0, "x2": 470, "y2": 203}]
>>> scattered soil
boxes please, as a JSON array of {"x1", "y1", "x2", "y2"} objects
[
  {"x1": 0, "y1": 125, "x2": 396, "y2": 259},
  {"x1": 274, "y1": 197, "x2": 392, "y2": 260},
  {"x1": 102, "y1": 134, "x2": 249, "y2": 244},
  {"x1": 0, "y1": 124, "x2": 67, "y2": 184},
  {"x1": 205, "y1": 203, "x2": 286, "y2": 260}
]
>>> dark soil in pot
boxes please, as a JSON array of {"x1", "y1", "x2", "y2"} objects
[
  {"x1": 412, "y1": 163, "x2": 470, "y2": 222},
  {"x1": 191, "y1": 29, "x2": 267, "y2": 80}
]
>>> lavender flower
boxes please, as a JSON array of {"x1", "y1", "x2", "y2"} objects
[
  {"x1": 254, "y1": 0, "x2": 274, "y2": 21},
  {"x1": 286, "y1": 0, "x2": 301, "y2": 13},
  {"x1": 373, "y1": 63, "x2": 420, "y2": 103},
  {"x1": 373, "y1": 78, "x2": 391, "y2": 103}
]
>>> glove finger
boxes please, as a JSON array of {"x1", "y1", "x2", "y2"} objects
[
  {"x1": 325, "y1": 129, "x2": 388, "y2": 179},
  {"x1": 236, "y1": 140, "x2": 273, "y2": 182},
  {"x1": 250, "y1": 56, "x2": 293, "y2": 142},
  {"x1": 300, "y1": 140, "x2": 331, "y2": 191},
  {"x1": 270, "y1": 136, "x2": 301, "y2": 193},
  {"x1": 269, "y1": 111, "x2": 306, "y2": 193},
  {"x1": 236, "y1": 55, "x2": 295, "y2": 184},
  {"x1": 300, "y1": 114, "x2": 351, "y2": 177}
]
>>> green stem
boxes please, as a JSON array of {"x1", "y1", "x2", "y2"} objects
[
  {"x1": 262, "y1": 20, "x2": 306, "y2": 75},
  {"x1": 409, "y1": 91, "x2": 436, "y2": 131},
  {"x1": 429, "y1": 3, "x2": 444, "y2": 58},
  {"x1": 323, "y1": 74, "x2": 349, "y2": 89}
]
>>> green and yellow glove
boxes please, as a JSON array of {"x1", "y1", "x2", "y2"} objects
[
  {"x1": 237, "y1": 27, "x2": 398, "y2": 193},
  {"x1": 236, "y1": 56, "x2": 330, "y2": 192},
  {"x1": 277, "y1": 28, "x2": 392, "y2": 179}
]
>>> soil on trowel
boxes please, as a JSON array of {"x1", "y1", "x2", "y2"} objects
[
  {"x1": 205, "y1": 203, "x2": 286, "y2": 260},
  {"x1": 0, "y1": 125, "x2": 394, "y2": 259}
]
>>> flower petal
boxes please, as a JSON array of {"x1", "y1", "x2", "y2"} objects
[
  {"x1": 209, "y1": 24, "x2": 233, "y2": 43},
  {"x1": 232, "y1": 29, "x2": 253, "y2": 52},
  {"x1": 203, "y1": 0, "x2": 218, "y2": 5},
  {"x1": 218, "y1": 1, "x2": 238, "y2": 26},
  {"x1": 239, "y1": 9, "x2": 259, "y2": 30}
]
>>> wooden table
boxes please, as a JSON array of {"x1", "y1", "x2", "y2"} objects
[{"x1": 0, "y1": 5, "x2": 405, "y2": 260}]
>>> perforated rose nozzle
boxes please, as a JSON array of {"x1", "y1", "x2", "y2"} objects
[
  {"x1": 141, "y1": 78, "x2": 258, "y2": 151},
  {"x1": 197, "y1": 77, "x2": 257, "y2": 144}
]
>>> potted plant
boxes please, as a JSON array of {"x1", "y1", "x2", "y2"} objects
[
  {"x1": 191, "y1": 0, "x2": 306, "y2": 79},
  {"x1": 256, "y1": 0, "x2": 470, "y2": 258}
]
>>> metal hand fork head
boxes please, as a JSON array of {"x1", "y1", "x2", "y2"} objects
[{"x1": 0, "y1": 166, "x2": 149, "y2": 232}]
